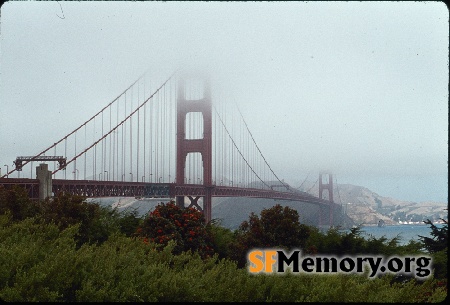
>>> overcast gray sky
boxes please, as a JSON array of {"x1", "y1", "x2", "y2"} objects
[{"x1": 0, "y1": 1, "x2": 448, "y2": 203}]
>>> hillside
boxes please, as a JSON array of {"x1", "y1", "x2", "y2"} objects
[{"x1": 299, "y1": 181, "x2": 448, "y2": 226}]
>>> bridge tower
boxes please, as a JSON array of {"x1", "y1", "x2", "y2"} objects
[
  {"x1": 175, "y1": 76, "x2": 213, "y2": 222},
  {"x1": 319, "y1": 171, "x2": 334, "y2": 227}
]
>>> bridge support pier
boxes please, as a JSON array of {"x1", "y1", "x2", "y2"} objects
[
  {"x1": 319, "y1": 171, "x2": 334, "y2": 227},
  {"x1": 175, "y1": 75, "x2": 213, "y2": 223},
  {"x1": 36, "y1": 163, "x2": 52, "y2": 201}
]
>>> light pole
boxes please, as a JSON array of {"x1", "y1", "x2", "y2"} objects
[
  {"x1": 159, "y1": 177, "x2": 162, "y2": 183},
  {"x1": 150, "y1": 173, "x2": 153, "y2": 182},
  {"x1": 142, "y1": 176, "x2": 145, "y2": 182},
  {"x1": 4, "y1": 165, "x2": 9, "y2": 178},
  {"x1": 122, "y1": 174, "x2": 125, "y2": 182},
  {"x1": 104, "y1": 170, "x2": 109, "y2": 181},
  {"x1": 98, "y1": 173, "x2": 102, "y2": 181},
  {"x1": 129, "y1": 173, "x2": 133, "y2": 182}
]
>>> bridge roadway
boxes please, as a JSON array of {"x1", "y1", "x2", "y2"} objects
[{"x1": 0, "y1": 178, "x2": 335, "y2": 208}]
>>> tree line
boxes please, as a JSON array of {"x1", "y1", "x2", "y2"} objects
[{"x1": 0, "y1": 185, "x2": 447, "y2": 302}]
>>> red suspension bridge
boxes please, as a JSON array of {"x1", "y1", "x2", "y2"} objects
[{"x1": 0, "y1": 69, "x2": 342, "y2": 225}]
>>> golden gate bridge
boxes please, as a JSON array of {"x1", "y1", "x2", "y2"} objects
[{"x1": 0, "y1": 69, "x2": 343, "y2": 226}]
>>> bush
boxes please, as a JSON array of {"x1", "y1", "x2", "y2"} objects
[
  {"x1": 208, "y1": 218, "x2": 235, "y2": 259},
  {"x1": 0, "y1": 216, "x2": 447, "y2": 302},
  {"x1": 0, "y1": 186, "x2": 143, "y2": 247},
  {"x1": 0, "y1": 198, "x2": 447, "y2": 302},
  {"x1": 230, "y1": 204, "x2": 311, "y2": 268},
  {"x1": 0, "y1": 185, "x2": 39, "y2": 221},
  {"x1": 135, "y1": 201, "x2": 215, "y2": 258},
  {"x1": 419, "y1": 218, "x2": 448, "y2": 279},
  {"x1": 419, "y1": 219, "x2": 448, "y2": 253}
]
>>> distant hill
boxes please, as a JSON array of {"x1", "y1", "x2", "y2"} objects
[{"x1": 299, "y1": 181, "x2": 448, "y2": 226}]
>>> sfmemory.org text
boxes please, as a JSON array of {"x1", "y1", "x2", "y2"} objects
[{"x1": 247, "y1": 249, "x2": 432, "y2": 278}]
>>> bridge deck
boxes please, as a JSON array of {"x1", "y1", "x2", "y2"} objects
[{"x1": 1, "y1": 178, "x2": 336, "y2": 207}]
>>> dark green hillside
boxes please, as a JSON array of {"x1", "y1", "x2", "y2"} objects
[{"x1": 212, "y1": 197, "x2": 354, "y2": 230}]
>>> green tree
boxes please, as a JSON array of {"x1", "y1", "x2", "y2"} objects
[
  {"x1": 135, "y1": 201, "x2": 214, "y2": 258},
  {"x1": 208, "y1": 218, "x2": 235, "y2": 259},
  {"x1": 419, "y1": 218, "x2": 448, "y2": 279},
  {"x1": 230, "y1": 204, "x2": 311, "y2": 268},
  {"x1": 38, "y1": 192, "x2": 110, "y2": 246},
  {"x1": 0, "y1": 185, "x2": 39, "y2": 221},
  {"x1": 419, "y1": 218, "x2": 448, "y2": 253}
]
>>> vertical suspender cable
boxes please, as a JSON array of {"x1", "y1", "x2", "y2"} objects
[
  {"x1": 101, "y1": 110, "x2": 104, "y2": 180},
  {"x1": 130, "y1": 87, "x2": 133, "y2": 182},
  {"x1": 168, "y1": 78, "x2": 171, "y2": 182},
  {"x1": 123, "y1": 93, "x2": 126, "y2": 181},
  {"x1": 116, "y1": 99, "x2": 119, "y2": 181},
  {"x1": 151, "y1": 76, "x2": 154, "y2": 182},
  {"x1": 93, "y1": 117, "x2": 96, "y2": 180},
  {"x1": 143, "y1": 77, "x2": 146, "y2": 182},
  {"x1": 74, "y1": 131, "x2": 77, "y2": 179},
  {"x1": 137, "y1": 80, "x2": 140, "y2": 182},
  {"x1": 222, "y1": 100, "x2": 225, "y2": 185},
  {"x1": 109, "y1": 104, "x2": 112, "y2": 180},
  {"x1": 214, "y1": 95, "x2": 216, "y2": 184},
  {"x1": 155, "y1": 86, "x2": 159, "y2": 182},
  {"x1": 161, "y1": 83, "x2": 164, "y2": 182},
  {"x1": 231, "y1": 109, "x2": 234, "y2": 186},
  {"x1": 84, "y1": 125, "x2": 87, "y2": 180},
  {"x1": 54, "y1": 146, "x2": 57, "y2": 175},
  {"x1": 151, "y1": 76, "x2": 153, "y2": 182},
  {"x1": 162, "y1": 81, "x2": 166, "y2": 182}
]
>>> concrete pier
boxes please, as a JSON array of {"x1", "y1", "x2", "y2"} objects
[{"x1": 36, "y1": 163, "x2": 52, "y2": 200}]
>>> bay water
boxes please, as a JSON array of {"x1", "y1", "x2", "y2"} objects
[{"x1": 356, "y1": 224, "x2": 446, "y2": 246}]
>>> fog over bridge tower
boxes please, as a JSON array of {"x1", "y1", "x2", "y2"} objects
[
  {"x1": 175, "y1": 75, "x2": 213, "y2": 222},
  {"x1": 319, "y1": 171, "x2": 334, "y2": 227}
]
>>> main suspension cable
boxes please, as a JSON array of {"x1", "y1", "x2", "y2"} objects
[
  {"x1": 1, "y1": 70, "x2": 150, "y2": 178},
  {"x1": 52, "y1": 70, "x2": 179, "y2": 175},
  {"x1": 235, "y1": 105, "x2": 290, "y2": 190},
  {"x1": 213, "y1": 105, "x2": 271, "y2": 189}
]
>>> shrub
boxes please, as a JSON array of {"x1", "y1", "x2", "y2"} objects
[
  {"x1": 419, "y1": 218, "x2": 448, "y2": 279},
  {"x1": 135, "y1": 201, "x2": 215, "y2": 258},
  {"x1": 230, "y1": 204, "x2": 311, "y2": 267},
  {"x1": 0, "y1": 185, "x2": 39, "y2": 221},
  {"x1": 208, "y1": 218, "x2": 235, "y2": 259},
  {"x1": 0, "y1": 206, "x2": 447, "y2": 302}
]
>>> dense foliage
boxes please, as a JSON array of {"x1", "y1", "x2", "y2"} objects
[
  {"x1": 419, "y1": 218, "x2": 448, "y2": 280},
  {"x1": 0, "y1": 186, "x2": 447, "y2": 302},
  {"x1": 230, "y1": 204, "x2": 312, "y2": 267},
  {"x1": 0, "y1": 185, "x2": 141, "y2": 247},
  {"x1": 134, "y1": 202, "x2": 215, "y2": 258}
]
